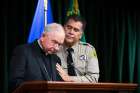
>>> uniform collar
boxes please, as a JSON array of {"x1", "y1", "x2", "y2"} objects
[{"x1": 63, "y1": 42, "x2": 80, "y2": 53}]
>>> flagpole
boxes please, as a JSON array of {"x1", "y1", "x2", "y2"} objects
[{"x1": 44, "y1": 0, "x2": 48, "y2": 26}]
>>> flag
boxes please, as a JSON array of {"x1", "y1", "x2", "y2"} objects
[
  {"x1": 66, "y1": 0, "x2": 86, "y2": 42},
  {"x1": 28, "y1": 0, "x2": 53, "y2": 43}
]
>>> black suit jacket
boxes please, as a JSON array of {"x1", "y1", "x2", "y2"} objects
[{"x1": 9, "y1": 41, "x2": 62, "y2": 92}]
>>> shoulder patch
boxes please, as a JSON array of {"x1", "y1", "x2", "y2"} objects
[{"x1": 89, "y1": 49, "x2": 98, "y2": 58}]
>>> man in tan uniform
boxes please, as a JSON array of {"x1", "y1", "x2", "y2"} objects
[{"x1": 56, "y1": 15, "x2": 99, "y2": 82}]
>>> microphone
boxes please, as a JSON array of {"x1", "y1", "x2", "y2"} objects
[{"x1": 69, "y1": 63, "x2": 93, "y2": 83}]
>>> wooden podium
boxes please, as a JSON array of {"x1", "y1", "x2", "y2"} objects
[{"x1": 12, "y1": 81, "x2": 138, "y2": 93}]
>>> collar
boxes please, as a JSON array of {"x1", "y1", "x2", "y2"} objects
[
  {"x1": 63, "y1": 42, "x2": 79, "y2": 53},
  {"x1": 38, "y1": 40, "x2": 49, "y2": 55}
]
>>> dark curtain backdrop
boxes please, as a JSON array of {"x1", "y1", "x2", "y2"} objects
[{"x1": 1, "y1": 0, "x2": 140, "y2": 93}]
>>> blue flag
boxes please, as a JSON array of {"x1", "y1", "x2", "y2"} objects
[{"x1": 28, "y1": 0, "x2": 53, "y2": 43}]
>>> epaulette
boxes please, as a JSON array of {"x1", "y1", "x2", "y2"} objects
[{"x1": 79, "y1": 41, "x2": 94, "y2": 48}]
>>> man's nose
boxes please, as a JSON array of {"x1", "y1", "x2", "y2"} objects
[
  {"x1": 68, "y1": 28, "x2": 75, "y2": 35},
  {"x1": 54, "y1": 44, "x2": 59, "y2": 51}
]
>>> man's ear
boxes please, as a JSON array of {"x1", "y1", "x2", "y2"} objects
[{"x1": 42, "y1": 32, "x2": 45, "y2": 37}]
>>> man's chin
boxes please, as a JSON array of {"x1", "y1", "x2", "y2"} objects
[
  {"x1": 47, "y1": 51, "x2": 53, "y2": 54},
  {"x1": 48, "y1": 51, "x2": 57, "y2": 54},
  {"x1": 65, "y1": 39, "x2": 74, "y2": 43}
]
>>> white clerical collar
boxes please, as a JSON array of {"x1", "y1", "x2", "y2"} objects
[
  {"x1": 37, "y1": 40, "x2": 49, "y2": 55},
  {"x1": 37, "y1": 40, "x2": 43, "y2": 49}
]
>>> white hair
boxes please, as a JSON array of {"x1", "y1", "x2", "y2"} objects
[{"x1": 44, "y1": 23, "x2": 64, "y2": 33}]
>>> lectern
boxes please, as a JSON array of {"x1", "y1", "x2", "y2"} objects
[{"x1": 12, "y1": 81, "x2": 138, "y2": 93}]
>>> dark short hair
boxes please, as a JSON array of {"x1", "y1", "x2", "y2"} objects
[{"x1": 64, "y1": 14, "x2": 86, "y2": 31}]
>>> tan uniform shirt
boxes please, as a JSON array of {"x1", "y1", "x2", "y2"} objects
[{"x1": 57, "y1": 41, "x2": 99, "y2": 82}]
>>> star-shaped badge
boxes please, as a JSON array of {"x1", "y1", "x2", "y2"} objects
[{"x1": 79, "y1": 55, "x2": 87, "y2": 61}]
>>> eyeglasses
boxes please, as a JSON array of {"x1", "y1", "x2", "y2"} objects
[{"x1": 52, "y1": 40, "x2": 62, "y2": 48}]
